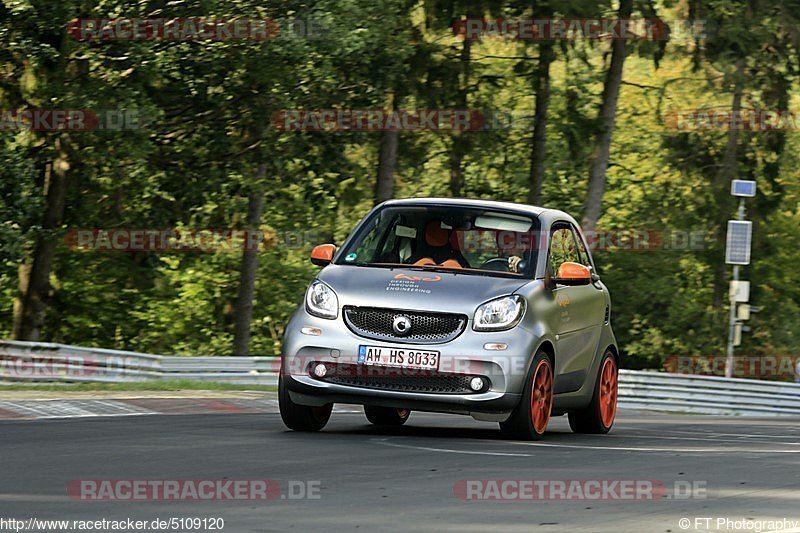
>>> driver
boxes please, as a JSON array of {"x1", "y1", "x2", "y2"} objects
[{"x1": 496, "y1": 230, "x2": 528, "y2": 274}]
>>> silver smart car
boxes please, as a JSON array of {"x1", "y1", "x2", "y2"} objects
[{"x1": 280, "y1": 198, "x2": 619, "y2": 440}]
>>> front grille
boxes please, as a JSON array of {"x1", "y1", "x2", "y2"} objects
[
  {"x1": 343, "y1": 306, "x2": 466, "y2": 344},
  {"x1": 313, "y1": 363, "x2": 482, "y2": 394}
]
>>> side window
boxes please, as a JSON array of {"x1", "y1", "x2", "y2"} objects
[
  {"x1": 549, "y1": 226, "x2": 581, "y2": 276},
  {"x1": 571, "y1": 225, "x2": 592, "y2": 268}
]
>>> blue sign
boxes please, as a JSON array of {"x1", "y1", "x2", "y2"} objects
[{"x1": 731, "y1": 180, "x2": 757, "y2": 197}]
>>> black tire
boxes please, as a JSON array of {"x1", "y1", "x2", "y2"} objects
[
  {"x1": 499, "y1": 351, "x2": 553, "y2": 440},
  {"x1": 364, "y1": 405, "x2": 410, "y2": 426},
  {"x1": 568, "y1": 351, "x2": 618, "y2": 434},
  {"x1": 279, "y1": 374, "x2": 333, "y2": 432}
]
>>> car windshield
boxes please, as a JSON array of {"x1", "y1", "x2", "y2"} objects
[{"x1": 336, "y1": 205, "x2": 540, "y2": 278}]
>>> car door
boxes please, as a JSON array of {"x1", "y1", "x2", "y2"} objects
[{"x1": 547, "y1": 223, "x2": 605, "y2": 393}]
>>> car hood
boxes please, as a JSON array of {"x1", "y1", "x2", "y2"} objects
[{"x1": 316, "y1": 264, "x2": 532, "y2": 316}]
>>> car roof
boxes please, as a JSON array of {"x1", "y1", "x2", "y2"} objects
[{"x1": 380, "y1": 197, "x2": 578, "y2": 227}]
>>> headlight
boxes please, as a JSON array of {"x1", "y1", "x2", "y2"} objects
[
  {"x1": 306, "y1": 281, "x2": 339, "y2": 319},
  {"x1": 473, "y1": 295, "x2": 525, "y2": 331}
]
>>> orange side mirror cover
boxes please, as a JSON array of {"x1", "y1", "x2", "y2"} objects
[{"x1": 310, "y1": 244, "x2": 335, "y2": 266}]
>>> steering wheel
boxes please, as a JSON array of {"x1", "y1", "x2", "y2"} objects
[{"x1": 480, "y1": 257, "x2": 511, "y2": 272}]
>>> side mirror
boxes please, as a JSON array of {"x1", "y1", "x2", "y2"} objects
[
  {"x1": 553, "y1": 262, "x2": 592, "y2": 286},
  {"x1": 310, "y1": 244, "x2": 335, "y2": 267}
]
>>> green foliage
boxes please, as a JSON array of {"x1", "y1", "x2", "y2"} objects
[{"x1": 1, "y1": 0, "x2": 799, "y2": 368}]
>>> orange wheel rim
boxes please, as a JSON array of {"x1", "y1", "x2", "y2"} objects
[
  {"x1": 530, "y1": 359, "x2": 553, "y2": 434},
  {"x1": 599, "y1": 357, "x2": 618, "y2": 428}
]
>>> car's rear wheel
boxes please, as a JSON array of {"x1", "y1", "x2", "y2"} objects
[
  {"x1": 279, "y1": 374, "x2": 333, "y2": 432},
  {"x1": 568, "y1": 351, "x2": 618, "y2": 434},
  {"x1": 499, "y1": 351, "x2": 553, "y2": 440},
  {"x1": 364, "y1": 405, "x2": 410, "y2": 426}
]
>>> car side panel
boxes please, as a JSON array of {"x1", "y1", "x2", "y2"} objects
[{"x1": 552, "y1": 283, "x2": 605, "y2": 391}]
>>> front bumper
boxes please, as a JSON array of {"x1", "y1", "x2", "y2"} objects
[{"x1": 281, "y1": 308, "x2": 541, "y2": 417}]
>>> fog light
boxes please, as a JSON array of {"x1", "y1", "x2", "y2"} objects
[
  {"x1": 469, "y1": 377, "x2": 485, "y2": 391},
  {"x1": 313, "y1": 363, "x2": 327, "y2": 378},
  {"x1": 301, "y1": 326, "x2": 322, "y2": 336}
]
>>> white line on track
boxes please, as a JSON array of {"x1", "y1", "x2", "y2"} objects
[
  {"x1": 372, "y1": 435, "x2": 800, "y2": 455},
  {"x1": 372, "y1": 438, "x2": 533, "y2": 457},
  {"x1": 507, "y1": 441, "x2": 800, "y2": 453},
  {"x1": 604, "y1": 433, "x2": 800, "y2": 446},
  {"x1": 617, "y1": 427, "x2": 800, "y2": 440}
]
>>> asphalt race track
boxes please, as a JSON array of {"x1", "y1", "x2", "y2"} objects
[{"x1": 1, "y1": 407, "x2": 799, "y2": 532}]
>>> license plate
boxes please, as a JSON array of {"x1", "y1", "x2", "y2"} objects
[{"x1": 357, "y1": 345, "x2": 440, "y2": 370}]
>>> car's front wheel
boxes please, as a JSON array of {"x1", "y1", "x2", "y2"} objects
[
  {"x1": 364, "y1": 406, "x2": 410, "y2": 426},
  {"x1": 568, "y1": 350, "x2": 618, "y2": 434},
  {"x1": 279, "y1": 374, "x2": 333, "y2": 432},
  {"x1": 499, "y1": 351, "x2": 553, "y2": 440}
]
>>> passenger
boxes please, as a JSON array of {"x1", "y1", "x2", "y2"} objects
[{"x1": 410, "y1": 219, "x2": 469, "y2": 268}]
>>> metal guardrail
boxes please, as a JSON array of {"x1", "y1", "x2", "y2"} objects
[
  {"x1": 3, "y1": 340, "x2": 800, "y2": 415},
  {"x1": 0, "y1": 340, "x2": 278, "y2": 385},
  {"x1": 618, "y1": 370, "x2": 800, "y2": 416}
]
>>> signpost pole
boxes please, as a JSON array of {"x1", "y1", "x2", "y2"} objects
[{"x1": 725, "y1": 197, "x2": 746, "y2": 379}]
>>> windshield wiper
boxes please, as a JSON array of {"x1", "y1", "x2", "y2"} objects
[
  {"x1": 405, "y1": 265, "x2": 464, "y2": 274},
  {"x1": 348, "y1": 263, "x2": 395, "y2": 269}
]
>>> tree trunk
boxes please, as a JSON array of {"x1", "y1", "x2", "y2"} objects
[
  {"x1": 581, "y1": 0, "x2": 633, "y2": 232},
  {"x1": 449, "y1": 23, "x2": 473, "y2": 198},
  {"x1": 12, "y1": 141, "x2": 70, "y2": 341},
  {"x1": 375, "y1": 103, "x2": 399, "y2": 204},
  {"x1": 232, "y1": 164, "x2": 267, "y2": 356},
  {"x1": 527, "y1": 14, "x2": 555, "y2": 206},
  {"x1": 711, "y1": 60, "x2": 745, "y2": 311},
  {"x1": 448, "y1": 139, "x2": 465, "y2": 197}
]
